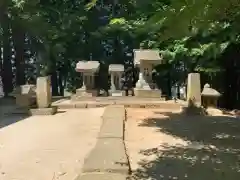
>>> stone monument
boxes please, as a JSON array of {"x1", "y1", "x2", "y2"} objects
[
  {"x1": 109, "y1": 64, "x2": 124, "y2": 96},
  {"x1": 30, "y1": 76, "x2": 57, "y2": 115},
  {"x1": 133, "y1": 49, "x2": 163, "y2": 98},
  {"x1": 187, "y1": 73, "x2": 201, "y2": 106},
  {"x1": 75, "y1": 61, "x2": 100, "y2": 97}
]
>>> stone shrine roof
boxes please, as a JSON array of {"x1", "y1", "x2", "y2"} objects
[
  {"x1": 201, "y1": 84, "x2": 221, "y2": 97},
  {"x1": 133, "y1": 49, "x2": 163, "y2": 65},
  {"x1": 76, "y1": 61, "x2": 100, "y2": 73},
  {"x1": 109, "y1": 64, "x2": 124, "y2": 73}
]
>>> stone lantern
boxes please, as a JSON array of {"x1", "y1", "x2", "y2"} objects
[
  {"x1": 133, "y1": 49, "x2": 164, "y2": 98},
  {"x1": 201, "y1": 84, "x2": 221, "y2": 108},
  {"x1": 75, "y1": 61, "x2": 100, "y2": 97}
]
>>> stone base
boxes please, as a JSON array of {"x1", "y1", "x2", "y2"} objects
[
  {"x1": 76, "y1": 88, "x2": 98, "y2": 97},
  {"x1": 110, "y1": 90, "x2": 124, "y2": 97},
  {"x1": 29, "y1": 106, "x2": 58, "y2": 116},
  {"x1": 15, "y1": 95, "x2": 36, "y2": 107},
  {"x1": 134, "y1": 88, "x2": 162, "y2": 98}
]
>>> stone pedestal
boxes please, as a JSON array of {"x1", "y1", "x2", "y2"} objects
[
  {"x1": 187, "y1": 73, "x2": 201, "y2": 106},
  {"x1": 134, "y1": 88, "x2": 162, "y2": 98}
]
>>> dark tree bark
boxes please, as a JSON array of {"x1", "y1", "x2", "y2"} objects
[
  {"x1": 13, "y1": 27, "x2": 26, "y2": 85},
  {"x1": 0, "y1": 4, "x2": 13, "y2": 96}
]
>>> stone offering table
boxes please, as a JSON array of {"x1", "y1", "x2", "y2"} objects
[
  {"x1": 109, "y1": 64, "x2": 124, "y2": 96},
  {"x1": 75, "y1": 61, "x2": 100, "y2": 97},
  {"x1": 133, "y1": 49, "x2": 163, "y2": 98}
]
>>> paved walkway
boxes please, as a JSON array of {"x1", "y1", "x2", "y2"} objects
[
  {"x1": 0, "y1": 108, "x2": 104, "y2": 180},
  {"x1": 76, "y1": 105, "x2": 129, "y2": 180}
]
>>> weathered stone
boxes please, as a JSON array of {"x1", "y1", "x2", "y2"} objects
[
  {"x1": 29, "y1": 106, "x2": 57, "y2": 116},
  {"x1": 11, "y1": 84, "x2": 36, "y2": 108},
  {"x1": 76, "y1": 89, "x2": 98, "y2": 97},
  {"x1": 75, "y1": 103, "x2": 87, "y2": 108},
  {"x1": 133, "y1": 49, "x2": 163, "y2": 65},
  {"x1": 36, "y1": 76, "x2": 51, "y2": 108},
  {"x1": 76, "y1": 61, "x2": 100, "y2": 73},
  {"x1": 109, "y1": 64, "x2": 124, "y2": 73},
  {"x1": 187, "y1": 73, "x2": 201, "y2": 106},
  {"x1": 201, "y1": 83, "x2": 221, "y2": 108},
  {"x1": 99, "y1": 106, "x2": 125, "y2": 139},
  {"x1": 102, "y1": 106, "x2": 125, "y2": 120},
  {"x1": 75, "y1": 173, "x2": 127, "y2": 180},
  {"x1": 134, "y1": 89, "x2": 162, "y2": 98},
  {"x1": 87, "y1": 102, "x2": 113, "y2": 108},
  {"x1": 133, "y1": 49, "x2": 163, "y2": 98},
  {"x1": 82, "y1": 138, "x2": 129, "y2": 175},
  {"x1": 75, "y1": 61, "x2": 100, "y2": 97},
  {"x1": 109, "y1": 64, "x2": 124, "y2": 96},
  {"x1": 201, "y1": 83, "x2": 221, "y2": 97}
]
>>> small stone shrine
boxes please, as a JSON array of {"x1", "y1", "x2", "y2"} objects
[
  {"x1": 201, "y1": 83, "x2": 221, "y2": 108},
  {"x1": 30, "y1": 76, "x2": 57, "y2": 115},
  {"x1": 109, "y1": 64, "x2": 124, "y2": 96},
  {"x1": 75, "y1": 61, "x2": 100, "y2": 97},
  {"x1": 133, "y1": 49, "x2": 163, "y2": 98}
]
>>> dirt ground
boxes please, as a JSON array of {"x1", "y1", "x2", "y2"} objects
[
  {"x1": 0, "y1": 108, "x2": 104, "y2": 180},
  {"x1": 125, "y1": 108, "x2": 240, "y2": 180}
]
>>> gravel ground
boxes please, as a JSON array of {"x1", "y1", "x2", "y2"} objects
[{"x1": 125, "y1": 108, "x2": 240, "y2": 180}]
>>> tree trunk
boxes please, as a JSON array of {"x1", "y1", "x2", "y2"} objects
[
  {"x1": 13, "y1": 28, "x2": 25, "y2": 85},
  {"x1": 0, "y1": 5, "x2": 13, "y2": 96},
  {"x1": 58, "y1": 71, "x2": 64, "y2": 96}
]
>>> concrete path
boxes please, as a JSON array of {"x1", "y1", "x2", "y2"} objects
[
  {"x1": 0, "y1": 108, "x2": 104, "y2": 180},
  {"x1": 76, "y1": 105, "x2": 129, "y2": 180}
]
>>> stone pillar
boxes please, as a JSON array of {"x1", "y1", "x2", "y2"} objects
[
  {"x1": 81, "y1": 73, "x2": 86, "y2": 90},
  {"x1": 110, "y1": 73, "x2": 116, "y2": 91},
  {"x1": 187, "y1": 73, "x2": 201, "y2": 106},
  {"x1": 118, "y1": 73, "x2": 122, "y2": 90},
  {"x1": 36, "y1": 76, "x2": 51, "y2": 108}
]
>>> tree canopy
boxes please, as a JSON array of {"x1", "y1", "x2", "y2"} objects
[{"x1": 0, "y1": 0, "x2": 240, "y2": 108}]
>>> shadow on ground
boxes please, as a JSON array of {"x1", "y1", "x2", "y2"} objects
[
  {"x1": 0, "y1": 114, "x2": 29, "y2": 129},
  {"x1": 131, "y1": 112, "x2": 240, "y2": 180}
]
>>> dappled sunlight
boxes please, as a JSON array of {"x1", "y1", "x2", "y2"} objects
[{"x1": 127, "y1": 109, "x2": 240, "y2": 180}]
